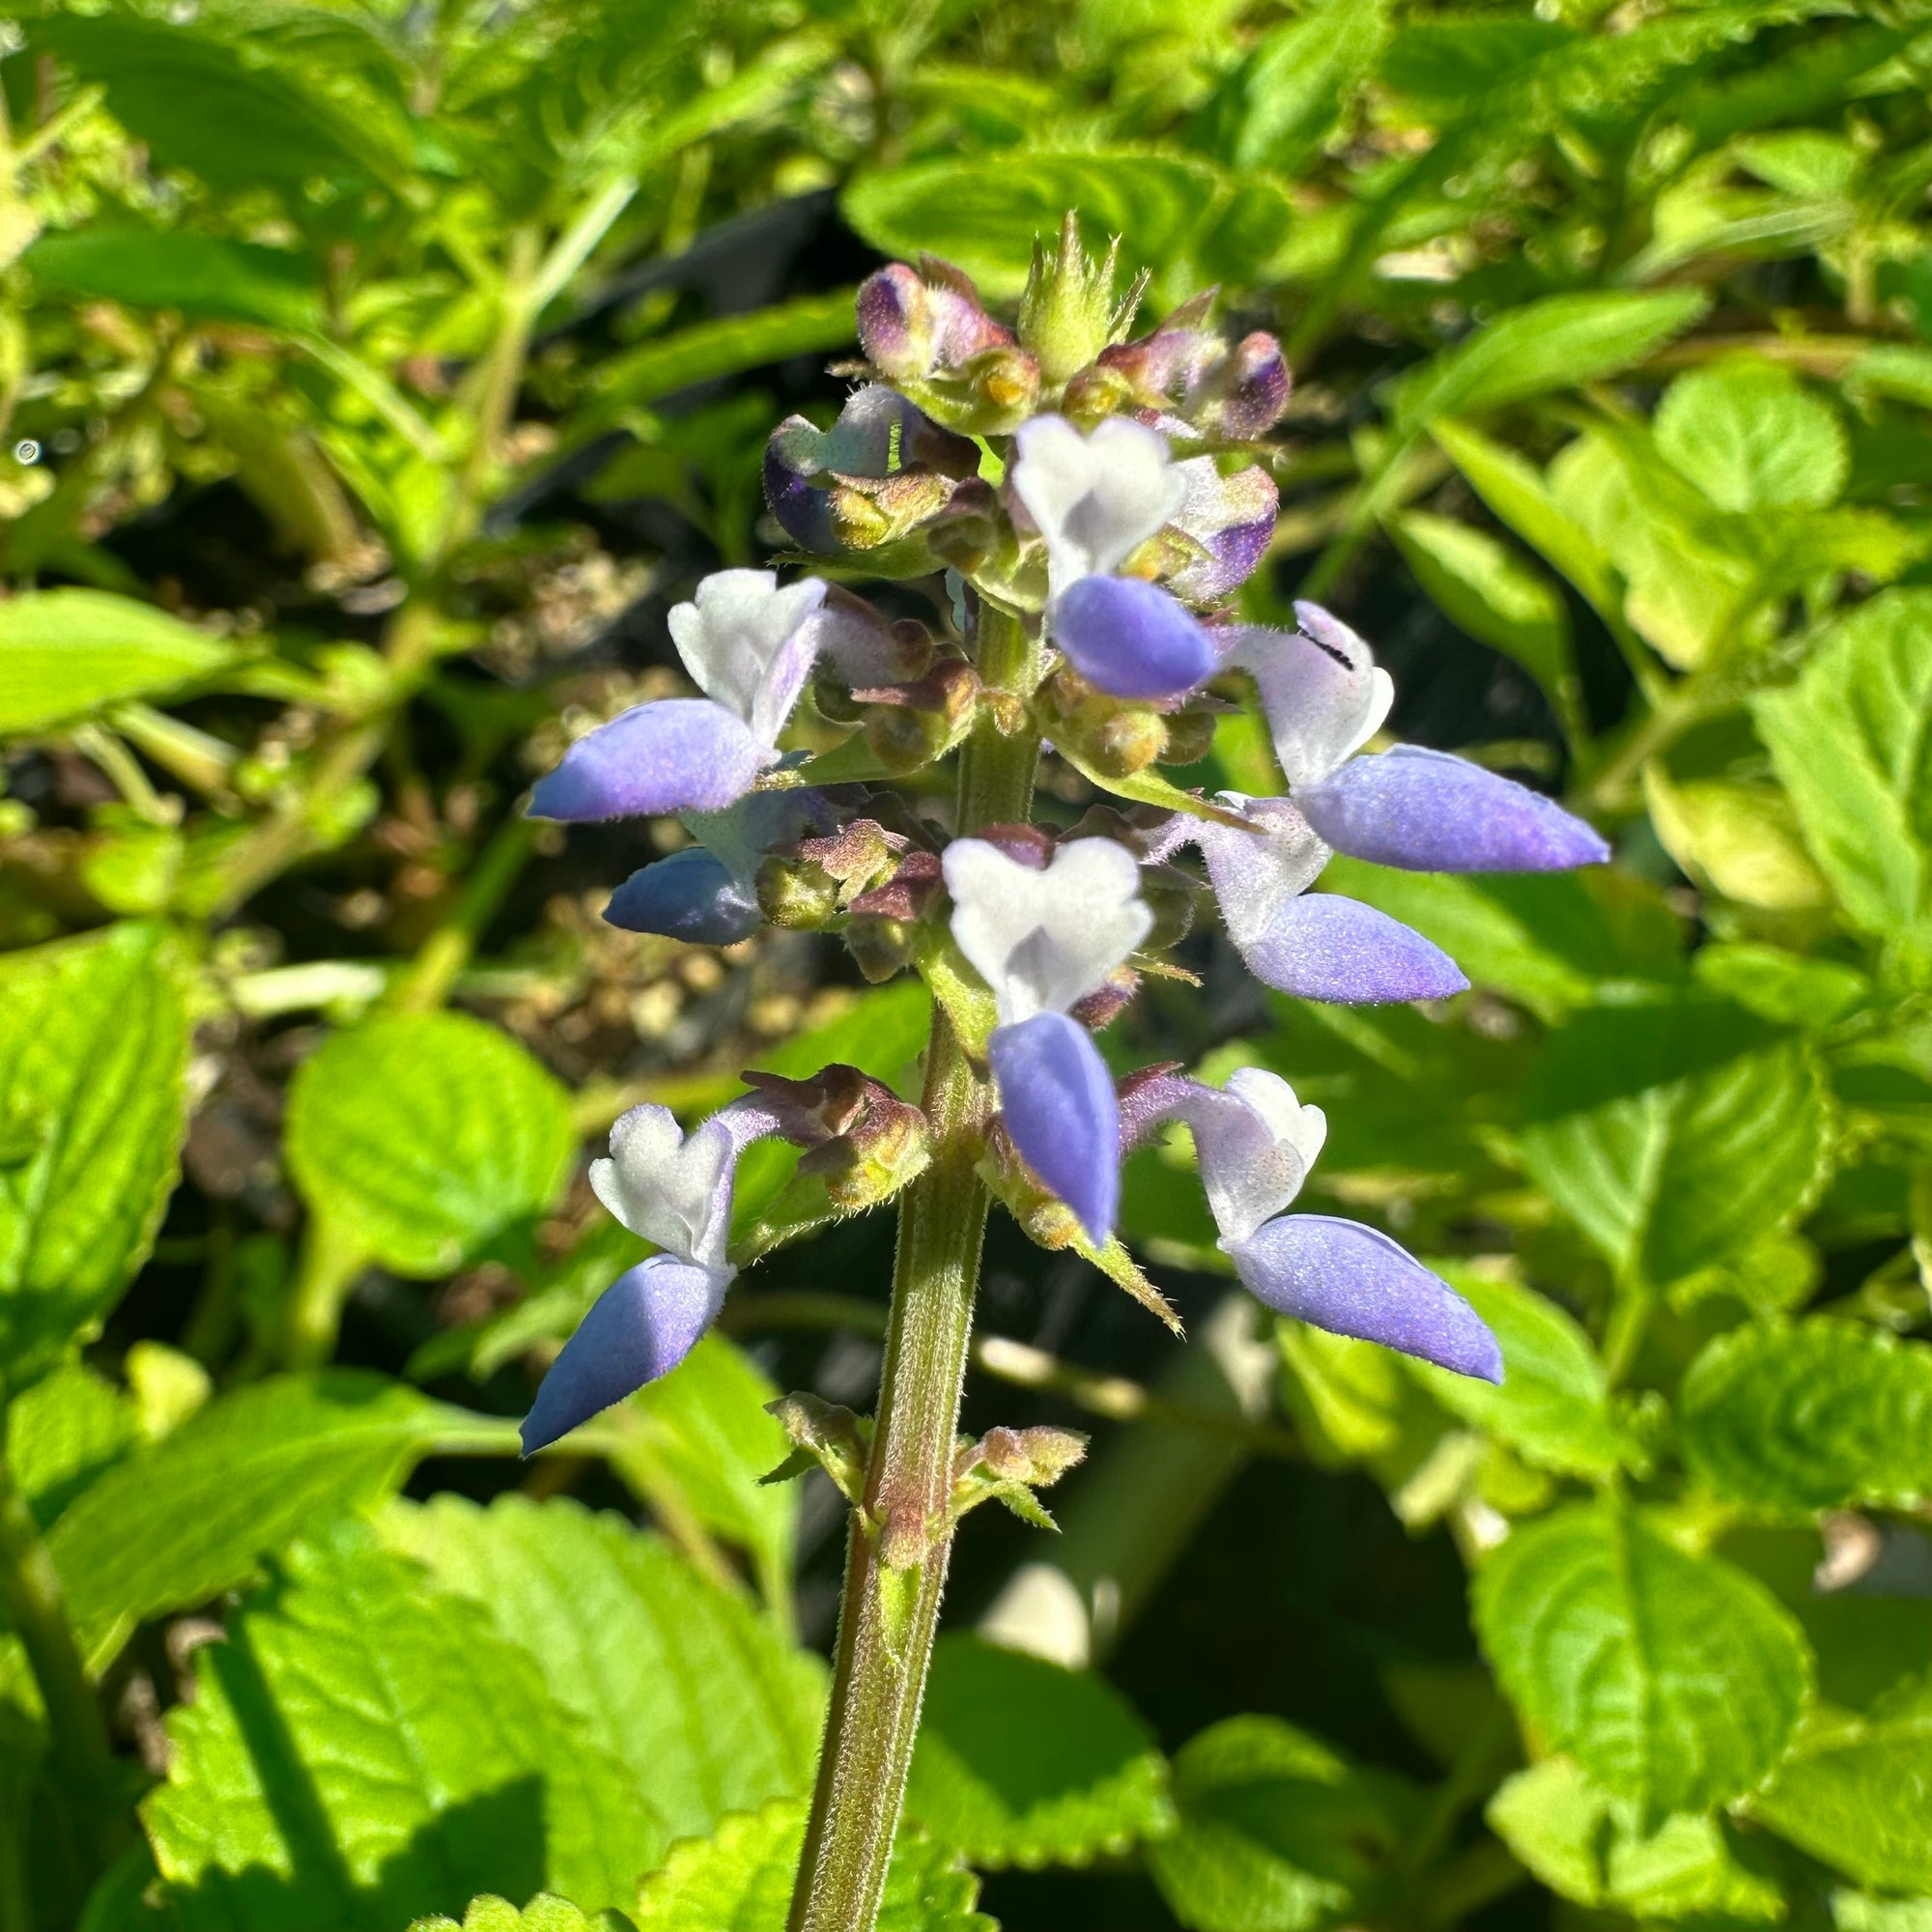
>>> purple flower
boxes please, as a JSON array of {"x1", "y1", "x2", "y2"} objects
[
  {"x1": 944, "y1": 835, "x2": 1151, "y2": 1240},
  {"x1": 1231, "y1": 602, "x2": 1609, "y2": 873},
  {"x1": 1164, "y1": 457, "x2": 1279, "y2": 604},
  {"x1": 605, "y1": 790, "x2": 833, "y2": 945},
  {"x1": 1053, "y1": 576, "x2": 1218, "y2": 700},
  {"x1": 1148, "y1": 796, "x2": 1468, "y2": 1005},
  {"x1": 1122, "y1": 1064, "x2": 1501, "y2": 1380},
  {"x1": 520, "y1": 1095, "x2": 784, "y2": 1451},
  {"x1": 529, "y1": 571, "x2": 826, "y2": 823}
]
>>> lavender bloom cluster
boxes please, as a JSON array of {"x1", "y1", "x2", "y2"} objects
[{"x1": 521, "y1": 224, "x2": 1609, "y2": 1455}]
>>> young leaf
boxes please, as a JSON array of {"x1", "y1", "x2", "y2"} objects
[
  {"x1": 1488, "y1": 1757, "x2": 1783, "y2": 1921},
  {"x1": 380, "y1": 1493, "x2": 824, "y2": 1843},
  {"x1": 1473, "y1": 1499, "x2": 1813, "y2": 1818},
  {"x1": 900, "y1": 1635, "x2": 1175, "y2": 1866},
  {"x1": 1518, "y1": 997, "x2": 1832, "y2": 1287},
  {"x1": 25, "y1": 231, "x2": 323, "y2": 332},
  {"x1": 142, "y1": 1521, "x2": 666, "y2": 1924},
  {"x1": 1751, "y1": 589, "x2": 1932, "y2": 944},
  {"x1": 1385, "y1": 510, "x2": 1580, "y2": 741},
  {"x1": 411, "y1": 1897, "x2": 631, "y2": 1932},
  {"x1": 630, "y1": 1798, "x2": 991, "y2": 1931},
  {"x1": 1679, "y1": 1320, "x2": 1932, "y2": 1518},
  {"x1": 1404, "y1": 1266, "x2": 1637, "y2": 1478},
  {"x1": 1209, "y1": 0, "x2": 1388, "y2": 175},
  {"x1": 1388, "y1": 291, "x2": 1709, "y2": 432},
  {"x1": 1655, "y1": 359, "x2": 1848, "y2": 512},
  {"x1": 285, "y1": 1010, "x2": 577, "y2": 1278},
  {"x1": 0, "y1": 923, "x2": 189, "y2": 1396},
  {"x1": 1144, "y1": 1715, "x2": 1415, "y2": 1932},
  {"x1": 0, "y1": 590, "x2": 240, "y2": 734},
  {"x1": 48, "y1": 1372, "x2": 463, "y2": 1668}
]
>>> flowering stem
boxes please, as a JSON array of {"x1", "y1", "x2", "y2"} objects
[{"x1": 786, "y1": 601, "x2": 1037, "y2": 1932}]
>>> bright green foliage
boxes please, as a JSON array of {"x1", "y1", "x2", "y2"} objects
[
  {"x1": 380, "y1": 1494, "x2": 824, "y2": 1843},
  {"x1": 1144, "y1": 1717, "x2": 1413, "y2": 1932},
  {"x1": 0, "y1": 592, "x2": 242, "y2": 733},
  {"x1": 48, "y1": 1373, "x2": 463, "y2": 1668},
  {"x1": 1753, "y1": 1688, "x2": 1932, "y2": 1892},
  {"x1": 607, "y1": 1335, "x2": 801, "y2": 1613},
  {"x1": 410, "y1": 1895, "x2": 634, "y2": 1932},
  {"x1": 1404, "y1": 1267, "x2": 1636, "y2": 1478},
  {"x1": 630, "y1": 1801, "x2": 991, "y2": 1931},
  {"x1": 1518, "y1": 997, "x2": 1832, "y2": 1287},
  {"x1": 902, "y1": 1638, "x2": 1175, "y2": 1867},
  {"x1": 285, "y1": 1011, "x2": 577, "y2": 1278},
  {"x1": 1680, "y1": 1321, "x2": 1932, "y2": 1517},
  {"x1": 143, "y1": 1522, "x2": 667, "y2": 1926},
  {"x1": 1655, "y1": 360, "x2": 1848, "y2": 512},
  {"x1": 0, "y1": 923, "x2": 190, "y2": 1396},
  {"x1": 25, "y1": 232, "x2": 324, "y2": 333},
  {"x1": 4, "y1": 1360, "x2": 135, "y2": 1527},
  {"x1": 1753, "y1": 591, "x2": 1932, "y2": 949},
  {"x1": 1488, "y1": 1757, "x2": 1782, "y2": 1921},
  {"x1": 1473, "y1": 1500, "x2": 1812, "y2": 1817}
]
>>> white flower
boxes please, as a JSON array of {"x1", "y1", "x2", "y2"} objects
[
  {"x1": 589, "y1": 1103, "x2": 738, "y2": 1277},
  {"x1": 1224, "y1": 601, "x2": 1393, "y2": 787},
  {"x1": 942, "y1": 837, "x2": 1152, "y2": 1026},
  {"x1": 1189, "y1": 1067, "x2": 1327, "y2": 1244},
  {"x1": 667, "y1": 569, "x2": 829, "y2": 750},
  {"x1": 1009, "y1": 415, "x2": 1188, "y2": 600}
]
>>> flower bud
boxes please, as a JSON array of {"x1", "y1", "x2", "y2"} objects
[
  {"x1": 1161, "y1": 703, "x2": 1220, "y2": 767},
  {"x1": 1140, "y1": 863, "x2": 1199, "y2": 952},
  {"x1": 797, "y1": 1085, "x2": 930, "y2": 1210},
  {"x1": 1018, "y1": 211, "x2": 1148, "y2": 387},
  {"x1": 1195, "y1": 331, "x2": 1291, "y2": 440},
  {"x1": 755, "y1": 853, "x2": 841, "y2": 929},
  {"x1": 978, "y1": 1424, "x2": 1088, "y2": 1488},
  {"x1": 844, "y1": 914, "x2": 918, "y2": 982},
  {"x1": 1060, "y1": 360, "x2": 1138, "y2": 429}
]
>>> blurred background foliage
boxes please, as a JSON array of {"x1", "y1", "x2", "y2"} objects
[{"x1": 5, "y1": 0, "x2": 1932, "y2": 1927}]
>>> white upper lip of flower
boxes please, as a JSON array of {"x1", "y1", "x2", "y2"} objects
[
  {"x1": 1225, "y1": 602, "x2": 1395, "y2": 787},
  {"x1": 1009, "y1": 414, "x2": 1188, "y2": 600},
  {"x1": 943, "y1": 836, "x2": 1152, "y2": 1026},
  {"x1": 589, "y1": 1103, "x2": 737, "y2": 1277},
  {"x1": 667, "y1": 568, "x2": 828, "y2": 747}
]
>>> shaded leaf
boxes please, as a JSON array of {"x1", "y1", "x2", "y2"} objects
[
  {"x1": 0, "y1": 591, "x2": 240, "y2": 734},
  {"x1": 25, "y1": 231, "x2": 323, "y2": 331},
  {"x1": 380, "y1": 1493, "x2": 824, "y2": 1844}
]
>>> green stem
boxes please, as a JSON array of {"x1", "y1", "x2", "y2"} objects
[
  {"x1": 785, "y1": 600, "x2": 1037, "y2": 1932},
  {"x1": 281, "y1": 1215, "x2": 370, "y2": 1370},
  {"x1": 0, "y1": 1448, "x2": 124, "y2": 1867}
]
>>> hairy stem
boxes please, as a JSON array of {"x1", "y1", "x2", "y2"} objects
[{"x1": 785, "y1": 600, "x2": 1037, "y2": 1932}]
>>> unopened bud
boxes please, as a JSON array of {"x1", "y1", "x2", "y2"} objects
[
  {"x1": 1090, "y1": 705, "x2": 1169, "y2": 777},
  {"x1": 1140, "y1": 864, "x2": 1199, "y2": 951},
  {"x1": 1061, "y1": 360, "x2": 1137, "y2": 428},
  {"x1": 1018, "y1": 211, "x2": 1146, "y2": 387},
  {"x1": 797, "y1": 1088, "x2": 930, "y2": 1210},
  {"x1": 980, "y1": 1425, "x2": 1088, "y2": 1487},
  {"x1": 845, "y1": 914, "x2": 918, "y2": 982},
  {"x1": 755, "y1": 854, "x2": 841, "y2": 928},
  {"x1": 1162, "y1": 703, "x2": 1220, "y2": 768}
]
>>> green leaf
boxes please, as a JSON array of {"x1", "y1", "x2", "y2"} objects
[
  {"x1": 143, "y1": 1521, "x2": 666, "y2": 1925},
  {"x1": 902, "y1": 1635, "x2": 1174, "y2": 1866},
  {"x1": 0, "y1": 923, "x2": 189, "y2": 1396},
  {"x1": 48, "y1": 1372, "x2": 465, "y2": 1669},
  {"x1": 1473, "y1": 1499, "x2": 1812, "y2": 1817},
  {"x1": 1389, "y1": 292, "x2": 1710, "y2": 432},
  {"x1": 606, "y1": 1335, "x2": 801, "y2": 1613},
  {"x1": 843, "y1": 152, "x2": 1261, "y2": 299},
  {"x1": 630, "y1": 1798, "x2": 991, "y2": 1931},
  {"x1": 1642, "y1": 766, "x2": 1833, "y2": 912},
  {"x1": 286, "y1": 1010, "x2": 577, "y2": 1278},
  {"x1": 1144, "y1": 1716, "x2": 1414, "y2": 1932},
  {"x1": 0, "y1": 590, "x2": 240, "y2": 734},
  {"x1": 25, "y1": 231, "x2": 323, "y2": 332},
  {"x1": 1752, "y1": 589, "x2": 1932, "y2": 943},
  {"x1": 4, "y1": 1359, "x2": 135, "y2": 1528},
  {"x1": 1833, "y1": 1897, "x2": 1932, "y2": 1932},
  {"x1": 1488, "y1": 1757, "x2": 1783, "y2": 1920},
  {"x1": 1385, "y1": 511, "x2": 1579, "y2": 737},
  {"x1": 410, "y1": 1897, "x2": 630, "y2": 1932},
  {"x1": 1518, "y1": 997, "x2": 1832, "y2": 1287},
  {"x1": 1430, "y1": 418, "x2": 1623, "y2": 625},
  {"x1": 1314, "y1": 858, "x2": 1679, "y2": 1019},
  {"x1": 1679, "y1": 1320, "x2": 1932, "y2": 1519},
  {"x1": 1211, "y1": 0, "x2": 1387, "y2": 175},
  {"x1": 586, "y1": 290, "x2": 858, "y2": 420},
  {"x1": 1405, "y1": 1266, "x2": 1636, "y2": 1478},
  {"x1": 1753, "y1": 1689, "x2": 1932, "y2": 1890},
  {"x1": 380, "y1": 1494, "x2": 824, "y2": 1845},
  {"x1": 33, "y1": 16, "x2": 381, "y2": 194},
  {"x1": 1655, "y1": 359, "x2": 1848, "y2": 511}
]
